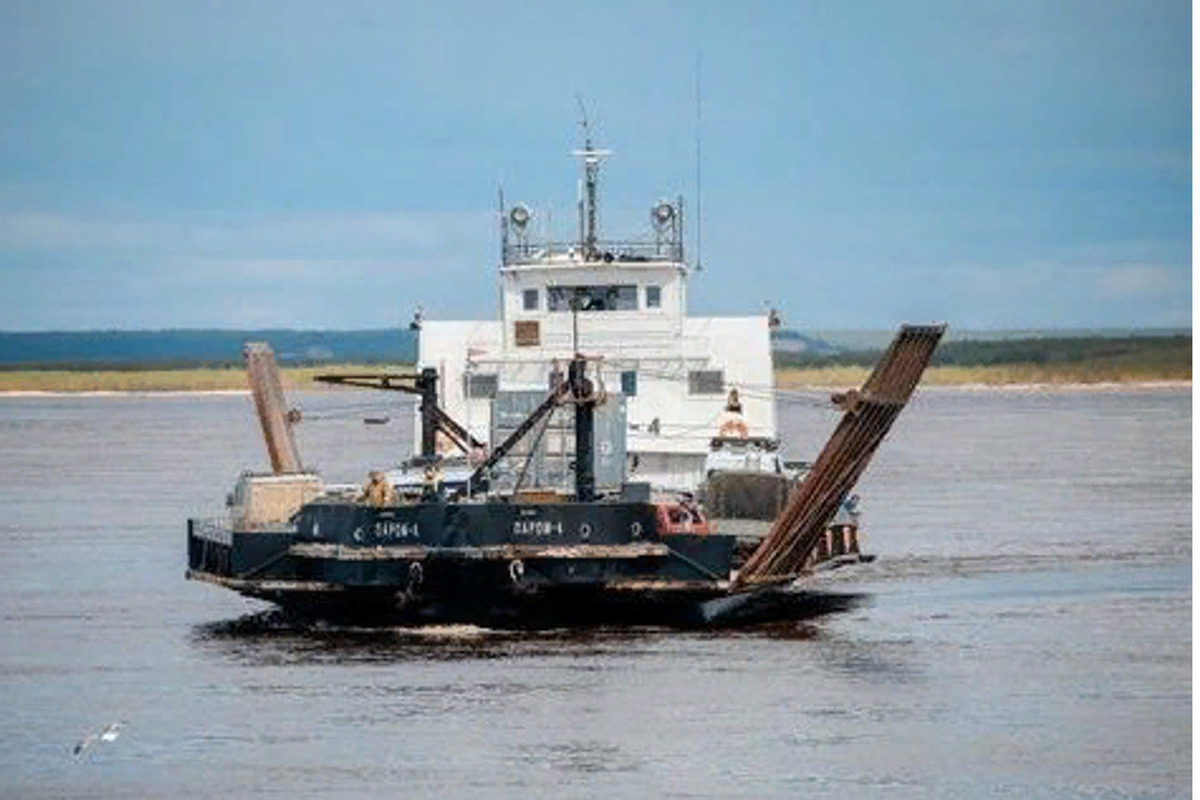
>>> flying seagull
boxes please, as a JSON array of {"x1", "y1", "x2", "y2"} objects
[{"x1": 73, "y1": 722, "x2": 124, "y2": 757}]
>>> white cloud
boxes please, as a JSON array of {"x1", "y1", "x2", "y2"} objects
[
  {"x1": 0, "y1": 210, "x2": 487, "y2": 257},
  {"x1": 854, "y1": 259, "x2": 1192, "y2": 329},
  {"x1": 1094, "y1": 264, "x2": 1182, "y2": 298},
  {"x1": 182, "y1": 213, "x2": 485, "y2": 254},
  {"x1": 161, "y1": 256, "x2": 427, "y2": 285},
  {"x1": 0, "y1": 212, "x2": 172, "y2": 250},
  {"x1": 0, "y1": 208, "x2": 501, "y2": 327}
]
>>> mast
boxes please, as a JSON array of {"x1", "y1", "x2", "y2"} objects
[
  {"x1": 569, "y1": 354, "x2": 596, "y2": 502},
  {"x1": 417, "y1": 367, "x2": 439, "y2": 459},
  {"x1": 498, "y1": 185, "x2": 507, "y2": 266},
  {"x1": 572, "y1": 98, "x2": 611, "y2": 261}
]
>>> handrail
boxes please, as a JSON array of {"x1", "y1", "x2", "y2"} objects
[{"x1": 503, "y1": 239, "x2": 683, "y2": 266}]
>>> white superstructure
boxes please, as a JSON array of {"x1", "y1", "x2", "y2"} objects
[{"x1": 417, "y1": 136, "x2": 775, "y2": 491}]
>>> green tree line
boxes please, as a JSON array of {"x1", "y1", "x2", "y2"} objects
[{"x1": 776, "y1": 335, "x2": 1192, "y2": 370}]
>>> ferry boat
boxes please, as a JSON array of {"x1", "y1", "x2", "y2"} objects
[
  {"x1": 416, "y1": 133, "x2": 775, "y2": 493},
  {"x1": 186, "y1": 325, "x2": 945, "y2": 627},
  {"x1": 182, "y1": 127, "x2": 947, "y2": 627}
]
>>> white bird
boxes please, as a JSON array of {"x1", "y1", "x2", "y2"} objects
[{"x1": 73, "y1": 722, "x2": 124, "y2": 757}]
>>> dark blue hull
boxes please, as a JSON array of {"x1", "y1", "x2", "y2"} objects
[{"x1": 187, "y1": 498, "x2": 777, "y2": 628}]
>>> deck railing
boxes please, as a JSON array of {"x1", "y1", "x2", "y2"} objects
[
  {"x1": 503, "y1": 239, "x2": 683, "y2": 266},
  {"x1": 188, "y1": 515, "x2": 233, "y2": 546}
]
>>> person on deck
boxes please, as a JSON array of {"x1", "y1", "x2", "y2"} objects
[
  {"x1": 716, "y1": 389, "x2": 750, "y2": 438},
  {"x1": 361, "y1": 471, "x2": 394, "y2": 507}
]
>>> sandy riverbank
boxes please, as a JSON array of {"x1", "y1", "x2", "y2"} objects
[{"x1": 0, "y1": 389, "x2": 252, "y2": 397}]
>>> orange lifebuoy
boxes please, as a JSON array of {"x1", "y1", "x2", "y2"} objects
[
  {"x1": 717, "y1": 418, "x2": 749, "y2": 438},
  {"x1": 654, "y1": 502, "x2": 710, "y2": 535}
]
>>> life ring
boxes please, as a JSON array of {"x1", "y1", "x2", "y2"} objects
[
  {"x1": 654, "y1": 502, "x2": 710, "y2": 535},
  {"x1": 717, "y1": 417, "x2": 749, "y2": 438}
]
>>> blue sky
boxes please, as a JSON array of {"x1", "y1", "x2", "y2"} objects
[{"x1": 0, "y1": 0, "x2": 1190, "y2": 331}]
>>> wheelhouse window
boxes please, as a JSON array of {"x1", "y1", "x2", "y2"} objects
[
  {"x1": 522, "y1": 288, "x2": 539, "y2": 311},
  {"x1": 645, "y1": 285, "x2": 662, "y2": 309},
  {"x1": 687, "y1": 370, "x2": 724, "y2": 395},
  {"x1": 620, "y1": 370, "x2": 638, "y2": 397},
  {"x1": 464, "y1": 373, "x2": 498, "y2": 399},
  {"x1": 547, "y1": 284, "x2": 638, "y2": 312}
]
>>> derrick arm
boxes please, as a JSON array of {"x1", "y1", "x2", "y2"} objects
[
  {"x1": 312, "y1": 373, "x2": 424, "y2": 391},
  {"x1": 314, "y1": 369, "x2": 485, "y2": 455},
  {"x1": 244, "y1": 342, "x2": 304, "y2": 474},
  {"x1": 430, "y1": 405, "x2": 486, "y2": 452},
  {"x1": 733, "y1": 324, "x2": 946, "y2": 587},
  {"x1": 466, "y1": 382, "x2": 569, "y2": 495}
]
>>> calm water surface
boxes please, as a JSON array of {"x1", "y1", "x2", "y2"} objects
[{"x1": 0, "y1": 387, "x2": 1190, "y2": 799}]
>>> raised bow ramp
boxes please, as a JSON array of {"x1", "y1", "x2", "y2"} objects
[{"x1": 734, "y1": 324, "x2": 946, "y2": 586}]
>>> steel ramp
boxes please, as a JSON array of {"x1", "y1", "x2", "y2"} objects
[{"x1": 733, "y1": 324, "x2": 946, "y2": 587}]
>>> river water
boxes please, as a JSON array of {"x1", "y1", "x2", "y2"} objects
[{"x1": 0, "y1": 387, "x2": 1190, "y2": 798}]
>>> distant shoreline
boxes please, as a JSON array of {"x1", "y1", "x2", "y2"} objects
[
  {"x1": 776, "y1": 363, "x2": 1191, "y2": 390},
  {"x1": 1, "y1": 332, "x2": 1186, "y2": 393}
]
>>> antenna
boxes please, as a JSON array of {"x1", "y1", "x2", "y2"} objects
[
  {"x1": 576, "y1": 94, "x2": 590, "y2": 142},
  {"x1": 694, "y1": 52, "x2": 703, "y2": 274},
  {"x1": 575, "y1": 97, "x2": 589, "y2": 258},
  {"x1": 498, "y1": 184, "x2": 507, "y2": 266},
  {"x1": 571, "y1": 95, "x2": 611, "y2": 261}
]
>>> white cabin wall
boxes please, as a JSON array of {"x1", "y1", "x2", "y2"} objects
[
  {"x1": 683, "y1": 316, "x2": 776, "y2": 437},
  {"x1": 499, "y1": 263, "x2": 684, "y2": 359},
  {"x1": 417, "y1": 320, "x2": 502, "y2": 449},
  {"x1": 419, "y1": 255, "x2": 775, "y2": 495},
  {"x1": 615, "y1": 315, "x2": 775, "y2": 458},
  {"x1": 419, "y1": 314, "x2": 773, "y2": 461}
]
